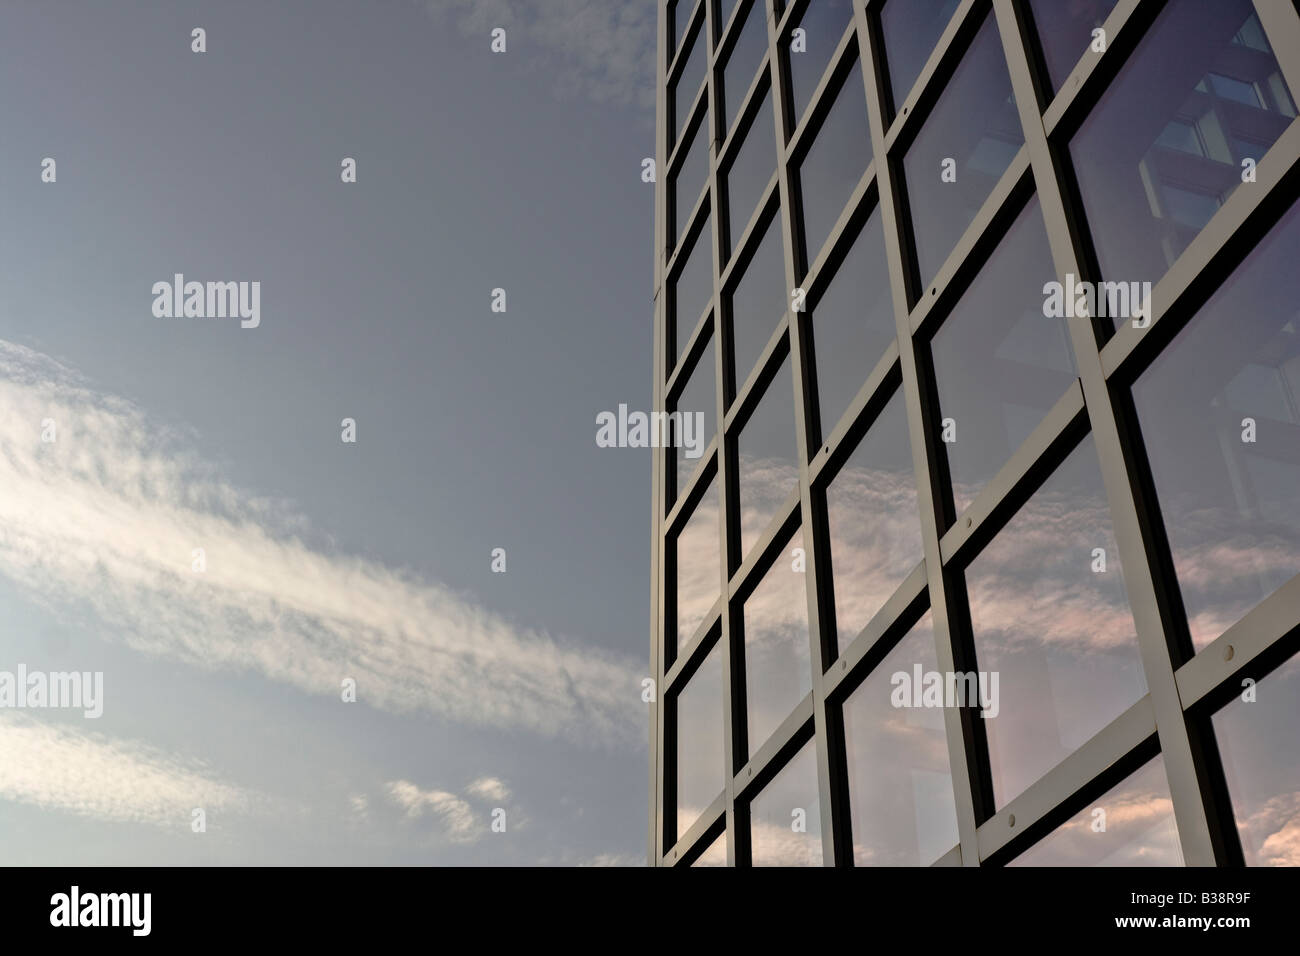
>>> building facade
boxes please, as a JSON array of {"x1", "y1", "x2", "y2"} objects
[{"x1": 649, "y1": 0, "x2": 1300, "y2": 866}]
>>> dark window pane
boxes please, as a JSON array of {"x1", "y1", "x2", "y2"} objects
[
  {"x1": 676, "y1": 474, "x2": 721, "y2": 649},
  {"x1": 722, "y1": 0, "x2": 769, "y2": 136},
  {"x1": 901, "y1": 14, "x2": 1024, "y2": 291},
  {"x1": 1131, "y1": 204, "x2": 1300, "y2": 650},
  {"x1": 672, "y1": 338, "x2": 716, "y2": 505},
  {"x1": 808, "y1": 209, "x2": 896, "y2": 440},
  {"x1": 676, "y1": 642, "x2": 724, "y2": 840},
  {"x1": 1212, "y1": 654, "x2": 1300, "y2": 866},
  {"x1": 843, "y1": 610, "x2": 960, "y2": 865},
  {"x1": 749, "y1": 742, "x2": 822, "y2": 865},
  {"x1": 736, "y1": 357, "x2": 798, "y2": 562},
  {"x1": 1026, "y1": 0, "x2": 1119, "y2": 94},
  {"x1": 1009, "y1": 756, "x2": 1183, "y2": 865},
  {"x1": 825, "y1": 389, "x2": 921, "y2": 650},
  {"x1": 966, "y1": 436, "x2": 1147, "y2": 806},
  {"x1": 724, "y1": 89, "x2": 777, "y2": 263},
  {"x1": 673, "y1": 116, "x2": 710, "y2": 249},
  {"x1": 785, "y1": 0, "x2": 856, "y2": 128},
  {"x1": 1069, "y1": 1, "x2": 1296, "y2": 296},
  {"x1": 930, "y1": 197, "x2": 1076, "y2": 514},
  {"x1": 673, "y1": 18, "x2": 708, "y2": 150},
  {"x1": 743, "y1": 527, "x2": 811, "y2": 755},
  {"x1": 879, "y1": 0, "x2": 961, "y2": 113},
  {"x1": 728, "y1": 212, "x2": 788, "y2": 390},
  {"x1": 673, "y1": 213, "x2": 714, "y2": 369},
  {"x1": 796, "y1": 58, "x2": 872, "y2": 267}
]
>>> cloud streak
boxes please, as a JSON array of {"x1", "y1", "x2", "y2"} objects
[
  {"x1": 0, "y1": 340, "x2": 641, "y2": 747},
  {"x1": 0, "y1": 713, "x2": 251, "y2": 827}
]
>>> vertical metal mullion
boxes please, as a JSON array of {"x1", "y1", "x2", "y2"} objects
[
  {"x1": 652, "y1": 0, "x2": 671, "y2": 869},
  {"x1": 764, "y1": 0, "x2": 849, "y2": 867},
  {"x1": 1252, "y1": 0, "x2": 1300, "y2": 101},
  {"x1": 703, "y1": 0, "x2": 744, "y2": 868},
  {"x1": 854, "y1": 0, "x2": 990, "y2": 865},
  {"x1": 991, "y1": 0, "x2": 1223, "y2": 866}
]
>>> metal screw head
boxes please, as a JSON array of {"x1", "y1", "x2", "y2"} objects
[
  {"x1": 1008, "y1": 813, "x2": 1016, "y2": 827},
  {"x1": 1224, "y1": 644, "x2": 1235, "y2": 661},
  {"x1": 965, "y1": 516, "x2": 973, "y2": 528}
]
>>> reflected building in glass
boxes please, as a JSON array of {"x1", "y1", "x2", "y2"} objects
[{"x1": 650, "y1": 0, "x2": 1300, "y2": 866}]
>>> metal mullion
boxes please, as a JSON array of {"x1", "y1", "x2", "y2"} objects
[
  {"x1": 723, "y1": 311, "x2": 790, "y2": 424},
  {"x1": 664, "y1": 603, "x2": 724, "y2": 694},
  {"x1": 979, "y1": 695, "x2": 1159, "y2": 864},
  {"x1": 763, "y1": 0, "x2": 846, "y2": 867},
  {"x1": 734, "y1": 693, "x2": 817, "y2": 801},
  {"x1": 664, "y1": 307, "x2": 713, "y2": 397},
  {"x1": 880, "y1": 0, "x2": 988, "y2": 150},
  {"x1": 785, "y1": 18, "x2": 859, "y2": 156},
  {"x1": 801, "y1": 163, "x2": 876, "y2": 286},
  {"x1": 652, "y1": 0, "x2": 672, "y2": 869},
  {"x1": 670, "y1": 791, "x2": 726, "y2": 865},
  {"x1": 719, "y1": 50, "x2": 774, "y2": 153},
  {"x1": 688, "y1": 0, "x2": 745, "y2": 868},
  {"x1": 822, "y1": 560, "x2": 928, "y2": 700},
  {"x1": 1176, "y1": 573, "x2": 1300, "y2": 710},
  {"x1": 1039, "y1": 0, "x2": 1155, "y2": 139},
  {"x1": 938, "y1": 380, "x2": 1086, "y2": 565},
  {"x1": 668, "y1": 0, "x2": 706, "y2": 87},
  {"x1": 807, "y1": 339, "x2": 899, "y2": 482},
  {"x1": 855, "y1": 0, "x2": 991, "y2": 866},
  {"x1": 992, "y1": 0, "x2": 1224, "y2": 866},
  {"x1": 1099, "y1": 118, "x2": 1300, "y2": 382},
  {"x1": 726, "y1": 487, "x2": 801, "y2": 602},
  {"x1": 1253, "y1": 0, "x2": 1300, "y2": 99}
]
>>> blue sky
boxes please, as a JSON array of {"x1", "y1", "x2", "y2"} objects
[{"x1": 0, "y1": 0, "x2": 657, "y2": 865}]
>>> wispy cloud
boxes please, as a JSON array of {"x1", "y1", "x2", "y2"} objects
[
  {"x1": 0, "y1": 713, "x2": 251, "y2": 827},
  {"x1": 466, "y1": 776, "x2": 510, "y2": 803},
  {"x1": 0, "y1": 340, "x2": 641, "y2": 747},
  {"x1": 385, "y1": 779, "x2": 480, "y2": 843},
  {"x1": 424, "y1": 0, "x2": 657, "y2": 108}
]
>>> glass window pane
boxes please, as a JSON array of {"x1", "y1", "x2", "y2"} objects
[
  {"x1": 691, "y1": 831, "x2": 728, "y2": 866},
  {"x1": 1026, "y1": 0, "x2": 1119, "y2": 94},
  {"x1": 673, "y1": 213, "x2": 714, "y2": 369},
  {"x1": 676, "y1": 642, "x2": 724, "y2": 840},
  {"x1": 676, "y1": 474, "x2": 721, "y2": 649},
  {"x1": 795, "y1": 57, "x2": 873, "y2": 267},
  {"x1": 901, "y1": 14, "x2": 1024, "y2": 291},
  {"x1": 720, "y1": 0, "x2": 741, "y2": 32},
  {"x1": 930, "y1": 197, "x2": 1077, "y2": 515},
  {"x1": 736, "y1": 357, "x2": 798, "y2": 562},
  {"x1": 673, "y1": 18, "x2": 708, "y2": 150},
  {"x1": 670, "y1": 0, "x2": 695, "y2": 64},
  {"x1": 672, "y1": 339, "x2": 716, "y2": 505},
  {"x1": 1069, "y1": 0, "x2": 1296, "y2": 294},
  {"x1": 673, "y1": 116, "x2": 710, "y2": 249},
  {"x1": 843, "y1": 610, "x2": 960, "y2": 865},
  {"x1": 728, "y1": 212, "x2": 788, "y2": 391},
  {"x1": 721, "y1": 0, "x2": 768, "y2": 136},
  {"x1": 743, "y1": 527, "x2": 812, "y2": 755},
  {"x1": 825, "y1": 388, "x2": 921, "y2": 650},
  {"x1": 724, "y1": 89, "x2": 777, "y2": 263},
  {"x1": 1131, "y1": 204, "x2": 1300, "y2": 651},
  {"x1": 749, "y1": 742, "x2": 822, "y2": 865},
  {"x1": 966, "y1": 435, "x2": 1147, "y2": 806},
  {"x1": 1009, "y1": 756, "x2": 1183, "y2": 866},
  {"x1": 1212, "y1": 653, "x2": 1300, "y2": 866},
  {"x1": 808, "y1": 209, "x2": 896, "y2": 440},
  {"x1": 879, "y1": 0, "x2": 961, "y2": 113},
  {"x1": 785, "y1": 0, "x2": 855, "y2": 128}
]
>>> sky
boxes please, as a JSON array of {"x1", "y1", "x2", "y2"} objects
[{"x1": 0, "y1": 0, "x2": 658, "y2": 865}]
